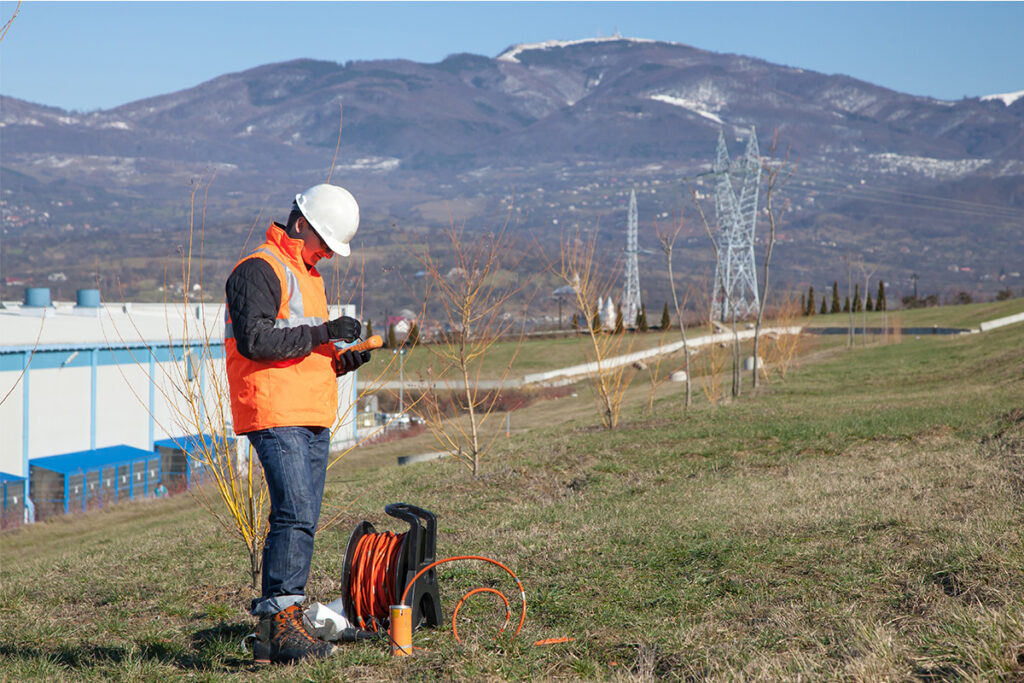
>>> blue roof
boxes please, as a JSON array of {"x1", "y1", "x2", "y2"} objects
[
  {"x1": 153, "y1": 433, "x2": 234, "y2": 455},
  {"x1": 29, "y1": 445, "x2": 159, "y2": 475},
  {"x1": 0, "y1": 472, "x2": 25, "y2": 483}
]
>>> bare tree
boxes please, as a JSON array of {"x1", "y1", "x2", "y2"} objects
[
  {"x1": 0, "y1": 2, "x2": 21, "y2": 43},
  {"x1": 642, "y1": 326, "x2": 673, "y2": 414},
  {"x1": 691, "y1": 190, "x2": 743, "y2": 399},
  {"x1": 858, "y1": 261, "x2": 878, "y2": 346},
  {"x1": 642, "y1": 280, "x2": 700, "y2": 414},
  {"x1": 410, "y1": 218, "x2": 527, "y2": 476},
  {"x1": 761, "y1": 295, "x2": 805, "y2": 381},
  {"x1": 96, "y1": 171, "x2": 273, "y2": 589},
  {"x1": 843, "y1": 253, "x2": 855, "y2": 347},
  {"x1": 699, "y1": 324, "x2": 728, "y2": 406},
  {"x1": 752, "y1": 132, "x2": 795, "y2": 389},
  {"x1": 656, "y1": 214, "x2": 695, "y2": 407},
  {"x1": 544, "y1": 224, "x2": 638, "y2": 429}
]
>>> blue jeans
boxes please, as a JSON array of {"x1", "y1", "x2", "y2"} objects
[{"x1": 247, "y1": 426, "x2": 330, "y2": 616}]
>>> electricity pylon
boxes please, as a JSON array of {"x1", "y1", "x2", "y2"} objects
[
  {"x1": 622, "y1": 189, "x2": 641, "y2": 328},
  {"x1": 711, "y1": 128, "x2": 761, "y2": 321}
]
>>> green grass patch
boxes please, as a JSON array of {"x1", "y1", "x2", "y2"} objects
[
  {"x1": 369, "y1": 329, "x2": 678, "y2": 381},
  {"x1": 804, "y1": 296, "x2": 1024, "y2": 330}
]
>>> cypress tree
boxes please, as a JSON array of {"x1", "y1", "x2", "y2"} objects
[
  {"x1": 820, "y1": 296, "x2": 827, "y2": 315},
  {"x1": 661, "y1": 301, "x2": 671, "y2": 330},
  {"x1": 831, "y1": 281, "x2": 841, "y2": 314},
  {"x1": 807, "y1": 286, "x2": 815, "y2": 316},
  {"x1": 636, "y1": 303, "x2": 648, "y2": 332},
  {"x1": 387, "y1": 324, "x2": 397, "y2": 349},
  {"x1": 591, "y1": 310, "x2": 601, "y2": 333},
  {"x1": 866, "y1": 292, "x2": 874, "y2": 312},
  {"x1": 614, "y1": 304, "x2": 624, "y2": 334},
  {"x1": 365, "y1": 319, "x2": 374, "y2": 339},
  {"x1": 571, "y1": 313, "x2": 580, "y2": 332},
  {"x1": 853, "y1": 283, "x2": 862, "y2": 312},
  {"x1": 406, "y1": 322, "x2": 420, "y2": 347},
  {"x1": 843, "y1": 296, "x2": 850, "y2": 313},
  {"x1": 877, "y1": 281, "x2": 886, "y2": 311}
]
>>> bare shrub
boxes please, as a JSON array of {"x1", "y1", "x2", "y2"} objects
[
  {"x1": 409, "y1": 218, "x2": 529, "y2": 476},
  {"x1": 545, "y1": 223, "x2": 639, "y2": 429}
]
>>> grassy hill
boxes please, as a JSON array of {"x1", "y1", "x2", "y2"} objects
[
  {"x1": 802, "y1": 296, "x2": 1024, "y2": 331},
  {"x1": 2, "y1": 303, "x2": 1023, "y2": 681}
]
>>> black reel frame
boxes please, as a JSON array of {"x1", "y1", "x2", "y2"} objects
[{"x1": 341, "y1": 502, "x2": 443, "y2": 632}]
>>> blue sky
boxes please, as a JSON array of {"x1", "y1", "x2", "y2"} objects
[{"x1": 1, "y1": 1, "x2": 1022, "y2": 112}]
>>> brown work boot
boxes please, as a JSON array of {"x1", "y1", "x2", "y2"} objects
[{"x1": 253, "y1": 604, "x2": 335, "y2": 664}]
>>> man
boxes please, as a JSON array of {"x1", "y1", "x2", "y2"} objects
[{"x1": 224, "y1": 183, "x2": 371, "y2": 664}]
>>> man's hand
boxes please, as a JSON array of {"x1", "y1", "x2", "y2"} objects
[
  {"x1": 334, "y1": 349, "x2": 371, "y2": 376},
  {"x1": 326, "y1": 316, "x2": 361, "y2": 343}
]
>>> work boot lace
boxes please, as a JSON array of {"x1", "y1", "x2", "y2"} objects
[
  {"x1": 274, "y1": 605, "x2": 322, "y2": 648},
  {"x1": 255, "y1": 604, "x2": 333, "y2": 663}
]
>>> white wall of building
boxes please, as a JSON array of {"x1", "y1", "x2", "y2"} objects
[
  {"x1": 27, "y1": 365, "x2": 91, "y2": 458},
  {"x1": 96, "y1": 361, "x2": 151, "y2": 450},
  {"x1": 1, "y1": 300, "x2": 362, "y2": 477},
  {"x1": 0, "y1": 378, "x2": 24, "y2": 475}
]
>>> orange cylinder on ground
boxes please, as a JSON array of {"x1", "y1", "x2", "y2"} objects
[{"x1": 390, "y1": 604, "x2": 412, "y2": 656}]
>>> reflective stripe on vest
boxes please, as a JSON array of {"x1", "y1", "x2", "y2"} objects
[{"x1": 224, "y1": 247, "x2": 325, "y2": 340}]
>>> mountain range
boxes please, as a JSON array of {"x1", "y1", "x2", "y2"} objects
[{"x1": 2, "y1": 37, "x2": 1023, "y2": 310}]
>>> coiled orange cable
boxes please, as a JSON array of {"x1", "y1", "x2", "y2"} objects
[
  {"x1": 347, "y1": 532, "x2": 527, "y2": 642},
  {"x1": 349, "y1": 530, "x2": 404, "y2": 631},
  {"x1": 401, "y1": 555, "x2": 527, "y2": 643},
  {"x1": 452, "y1": 587, "x2": 511, "y2": 641}
]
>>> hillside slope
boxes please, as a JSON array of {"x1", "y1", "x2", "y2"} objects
[{"x1": 2, "y1": 312, "x2": 1023, "y2": 679}]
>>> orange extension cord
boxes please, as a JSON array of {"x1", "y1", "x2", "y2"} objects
[
  {"x1": 347, "y1": 531, "x2": 530, "y2": 643},
  {"x1": 349, "y1": 530, "x2": 405, "y2": 631}
]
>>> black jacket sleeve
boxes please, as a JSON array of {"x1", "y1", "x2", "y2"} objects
[{"x1": 225, "y1": 258, "x2": 330, "y2": 361}]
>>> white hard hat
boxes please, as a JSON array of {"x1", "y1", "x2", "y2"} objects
[{"x1": 294, "y1": 184, "x2": 359, "y2": 257}]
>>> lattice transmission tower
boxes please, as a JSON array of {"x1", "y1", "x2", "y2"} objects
[
  {"x1": 710, "y1": 128, "x2": 762, "y2": 321},
  {"x1": 622, "y1": 189, "x2": 641, "y2": 328}
]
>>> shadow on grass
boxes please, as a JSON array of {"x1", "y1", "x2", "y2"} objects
[{"x1": 0, "y1": 621, "x2": 255, "y2": 672}]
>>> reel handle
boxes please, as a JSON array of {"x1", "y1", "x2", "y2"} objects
[{"x1": 386, "y1": 502, "x2": 442, "y2": 630}]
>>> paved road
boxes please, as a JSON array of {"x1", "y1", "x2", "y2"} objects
[
  {"x1": 357, "y1": 378, "x2": 522, "y2": 391},
  {"x1": 805, "y1": 326, "x2": 972, "y2": 336}
]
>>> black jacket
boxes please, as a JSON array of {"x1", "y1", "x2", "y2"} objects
[{"x1": 225, "y1": 238, "x2": 331, "y2": 361}]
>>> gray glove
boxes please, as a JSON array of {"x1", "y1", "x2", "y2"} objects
[{"x1": 326, "y1": 316, "x2": 361, "y2": 343}]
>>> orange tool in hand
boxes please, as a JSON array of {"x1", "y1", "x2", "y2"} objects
[{"x1": 346, "y1": 334, "x2": 384, "y2": 353}]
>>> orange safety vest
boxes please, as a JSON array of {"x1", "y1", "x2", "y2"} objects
[{"x1": 225, "y1": 225, "x2": 337, "y2": 433}]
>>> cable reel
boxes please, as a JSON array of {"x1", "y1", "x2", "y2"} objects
[
  {"x1": 341, "y1": 502, "x2": 540, "y2": 654},
  {"x1": 341, "y1": 502, "x2": 443, "y2": 633}
]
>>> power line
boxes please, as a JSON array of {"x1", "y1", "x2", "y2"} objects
[
  {"x1": 785, "y1": 170, "x2": 1024, "y2": 221},
  {"x1": 682, "y1": 157, "x2": 1024, "y2": 223},
  {"x1": 787, "y1": 178, "x2": 1024, "y2": 224}
]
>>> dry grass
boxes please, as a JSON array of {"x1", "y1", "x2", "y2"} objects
[{"x1": 2, "y1": 311, "x2": 1023, "y2": 681}]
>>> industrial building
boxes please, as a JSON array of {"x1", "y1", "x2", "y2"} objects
[
  {"x1": 30, "y1": 444, "x2": 163, "y2": 520},
  {"x1": 0, "y1": 288, "x2": 359, "y2": 524}
]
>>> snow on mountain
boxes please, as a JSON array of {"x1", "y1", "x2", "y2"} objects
[
  {"x1": 649, "y1": 94, "x2": 724, "y2": 125},
  {"x1": 860, "y1": 153, "x2": 990, "y2": 180},
  {"x1": 497, "y1": 35, "x2": 658, "y2": 63},
  {"x1": 981, "y1": 89, "x2": 1024, "y2": 106},
  {"x1": 818, "y1": 84, "x2": 884, "y2": 114}
]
